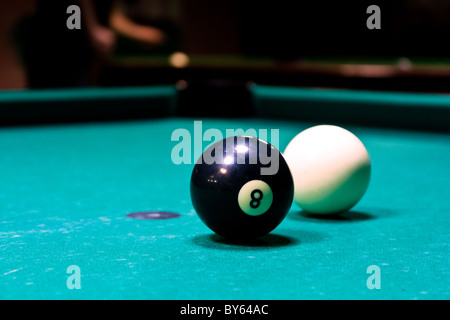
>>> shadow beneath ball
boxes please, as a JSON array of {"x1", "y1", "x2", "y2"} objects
[
  {"x1": 289, "y1": 210, "x2": 375, "y2": 223},
  {"x1": 192, "y1": 233, "x2": 298, "y2": 250}
]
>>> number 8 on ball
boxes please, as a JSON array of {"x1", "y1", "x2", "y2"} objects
[{"x1": 238, "y1": 180, "x2": 273, "y2": 216}]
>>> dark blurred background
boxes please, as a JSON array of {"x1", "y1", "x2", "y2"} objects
[{"x1": 1, "y1": 0, "x2": 450, "y2": 90}]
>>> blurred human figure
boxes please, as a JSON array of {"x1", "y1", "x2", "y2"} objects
[
  {"x1": 0, "y1": 1, "x2": 35, "y2": 90},
  {"x1": 110, "y1": 0, "x2": 181, "y2": 55},
  {"x1": 20, "y1": 0, "x2": 170, "y2": 89},
  {"x1": 22, "y1": 0, "x2": 116, "y2": 88},
  {"x1": 110, "y1": 1, "x2": 166, "y2": 46}
]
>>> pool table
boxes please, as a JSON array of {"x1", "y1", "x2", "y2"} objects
[{"x1": 0, "y1": 84, "x2": 449, "y2": 302}]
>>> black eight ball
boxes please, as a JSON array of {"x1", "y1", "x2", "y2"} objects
[{"x1": 190, "y1": 136, "x2": 294, "y2": 239}]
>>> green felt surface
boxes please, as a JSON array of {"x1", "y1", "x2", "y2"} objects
[{"x1": 0, "y1": 118, "x2": 449, "y2": 300}]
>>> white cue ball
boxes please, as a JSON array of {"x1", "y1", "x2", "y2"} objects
[{"x1": 283, "y1": 125, "x2": 371, "y2": 215}]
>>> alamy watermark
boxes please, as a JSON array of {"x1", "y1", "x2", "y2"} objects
[
  {"x1": 170, "y1": 121, "x2": 280, "y2": 175},
  {"x1": 66, "y1": 265, "x2": 81, "y2": 289},
  {"x1": 366, "y1": 265, "x2": 381, "y2": 289}
]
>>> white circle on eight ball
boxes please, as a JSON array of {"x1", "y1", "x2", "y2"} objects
[{"x1": 237, "y1": 180, "x2": 273, "y2": 216}]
